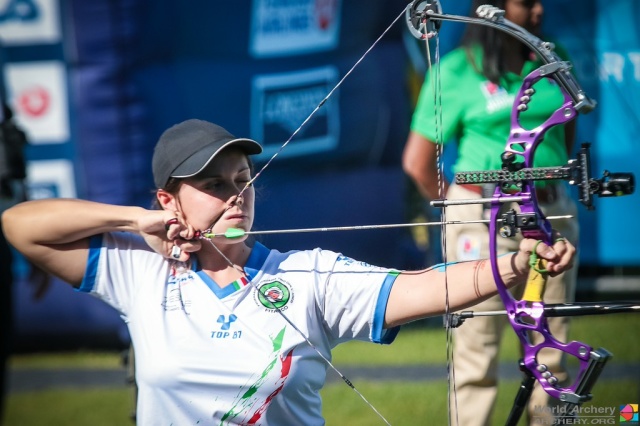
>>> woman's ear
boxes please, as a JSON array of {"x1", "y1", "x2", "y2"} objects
[{"x1": 156, "y1": 189, "x2": 176, "y2": 210}]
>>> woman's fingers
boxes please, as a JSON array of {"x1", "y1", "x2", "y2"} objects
[
  {"x1": 164, "y1": 217, "x2": 179, "y2": 231},
  {"x1": 518, "y1": 235, "x2": 576, "y2": 276},
  {"x1": 158, "y1": 212, "x2": 202, "y2": 261},
  {"x1": 547, "y1": 236, "x2": 576, "y2": 275},
  {"x1": 167, "y1": 238, "x2": 202, "y2": 262},
  {"x1": 165, "y1": 213, "x2": 199, "y2": 240}
]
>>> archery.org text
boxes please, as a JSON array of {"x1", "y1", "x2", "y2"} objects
[{"x1": 532, "y1": 405, "x2": 616, "y2": 425}]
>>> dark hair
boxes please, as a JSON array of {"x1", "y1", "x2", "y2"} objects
[{"x1": 460, "y1": 0, "x2": 531, "y2": 84}]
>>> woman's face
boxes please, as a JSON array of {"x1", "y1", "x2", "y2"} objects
[
  {"x1": 505, "y1": 0, "x2": 543, "y2": 35},
  {"x1": 168, "y1": 148, "x2": 255, "y2": 238}
]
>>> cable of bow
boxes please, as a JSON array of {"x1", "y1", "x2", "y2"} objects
[{"x1": 406, "y1": 1, "x2": 460, "y2": 423}]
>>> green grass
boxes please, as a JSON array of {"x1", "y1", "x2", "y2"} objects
[
  {"x1": 6, "y1": 389, "x2": 134, "y2": 426},
  {"x1": 324, "y1": 312, "x2": 640, "y2": 424},
  {"x1": 331, "y1": 312, "x2": 640, "y2": 365},
  {"x1": 5, "y1": 313, "x2": 638, "y2": 425},
  {"x1": 320, "y1": 379, "x2": 638, "y2": 425},
  {"x1": 7, "y1": 379, "x2": 635, "y2": 426},
  {"x1": 9, "y1": 351, "x2": 123, "y2": 370}
]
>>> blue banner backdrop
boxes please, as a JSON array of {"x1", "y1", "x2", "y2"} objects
[{"x1": 1, "y1": 0, "x2": 637, "y2": 349}]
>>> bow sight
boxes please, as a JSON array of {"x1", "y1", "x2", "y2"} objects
[{"x1": 455, "y1": 142, "x2": 635, "y2": 212}]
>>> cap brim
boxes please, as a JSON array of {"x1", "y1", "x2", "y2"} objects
[{"x1": 170, "y1": 138, "x2": 263, "y2": 179}]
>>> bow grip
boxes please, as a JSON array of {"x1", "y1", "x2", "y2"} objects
[{"x1": 522, "y1": 258, "x2": 548, "y2": 303}]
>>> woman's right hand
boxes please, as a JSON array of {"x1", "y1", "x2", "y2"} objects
[{"x1": 137, "y1": 210, "x2": 202, "y2": 262}]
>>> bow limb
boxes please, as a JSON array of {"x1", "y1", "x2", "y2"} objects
[
  {"x1": 454, "y1": 15, "x2": 630, "y2": 410},
  {"x1": 486, "y1": 72, "x2": 587, "y2": 404}
]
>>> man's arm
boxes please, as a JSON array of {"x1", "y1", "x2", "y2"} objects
[{"x1": 402, "y1": 130, "x2": 449, "y2": 200}]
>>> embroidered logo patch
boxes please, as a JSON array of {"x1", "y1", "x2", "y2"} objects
[{"x1": 254, "y1": 280, "x2": 293, "y2": 311}]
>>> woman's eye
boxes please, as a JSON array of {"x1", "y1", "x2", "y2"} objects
[
  {"x1": 203, "y1": 181, "x2": 222, "y2": 190},
  {"x1": 237, "y1": 175, "x2": 252, "y2": 184}
]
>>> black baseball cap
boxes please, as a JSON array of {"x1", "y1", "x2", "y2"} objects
[{"x1": 152, "y1": 119, "x2": 263, "y2": 188}]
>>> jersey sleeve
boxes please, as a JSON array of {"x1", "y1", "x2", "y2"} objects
[
  {"x1": 77, "y1": 232, "x2": 166, "y2": 317},
  {"x1": 317, "y1": 251, "x2": 400, "y2": 346}
]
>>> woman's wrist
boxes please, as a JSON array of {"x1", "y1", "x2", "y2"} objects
[
  {"x1": 512, "y1": 251, "x2": 530, "y2": 277},
  {"x1": 497, "y1": 251, "x2": 530, "y2": 289}
]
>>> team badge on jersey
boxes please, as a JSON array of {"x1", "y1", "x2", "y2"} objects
[{"x1": 254, "y1": 280, "x2": 293, "y2": 312}]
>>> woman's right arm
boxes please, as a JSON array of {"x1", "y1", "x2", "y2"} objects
[
  {"x1": 0, "y1": 199, "x2": 192, "y2": 287},
  {"x1": 1, "y1": 199, "x2": 148, "y2": 286}
]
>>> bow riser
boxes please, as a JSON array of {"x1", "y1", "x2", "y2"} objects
[{"x1": 488, "y1": 38, "x2": 609, "y2": 408}]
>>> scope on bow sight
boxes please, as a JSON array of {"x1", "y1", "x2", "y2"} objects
[
  {"x1": 590, "y1": 172, "x2": 635, "y2": 198},
  {"x1": 573, "y1": 143, "x2": 635, "y2": 210}
]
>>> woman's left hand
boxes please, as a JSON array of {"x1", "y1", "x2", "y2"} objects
[{"x1": 514, "y1": 234, "x2": 576, "y2": 277}]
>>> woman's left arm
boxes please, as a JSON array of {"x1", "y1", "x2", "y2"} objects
[{"x1": 384, "y1": 237, "x2": 575, "y2": 328}]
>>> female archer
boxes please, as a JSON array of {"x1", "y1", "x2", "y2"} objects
[{"x1": 2, "y1": 119, "x2": 575, "y2": 425}]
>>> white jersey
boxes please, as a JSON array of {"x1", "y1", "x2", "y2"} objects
[{"x1": 79, "y1": 232, "x2": 400, "y2": 425}]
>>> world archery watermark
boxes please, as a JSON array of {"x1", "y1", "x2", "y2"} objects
[
  {"x1": 531, "y1": 403, "x2": 639, "y2": 425},
  {"x1": 620, "y1": 404, "x2": 639, "y2": 424}
]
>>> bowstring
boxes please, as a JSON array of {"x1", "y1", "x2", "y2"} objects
[
  {"x1": 197, "y1": 6, "x2": 413, "y2": 425},
  {"x1": 237, "y1": 7, "x2": 410, "y2": 200},
  {"x1": 422, "y1": 12, "x2": 459, "y2": 426}
]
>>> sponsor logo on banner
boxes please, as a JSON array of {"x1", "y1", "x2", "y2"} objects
[
  {"x1": 250, "y1": 0, "x2": 340, "y2": 57},
  {"x1": 251, "y1": 67, "x2": 339, "y2": 159},
  {"x1": 5, "y1": 61, "x2": 69, "y2": 144},
  {"x1": 26, "y1": 159, "x2": 76, "y2": 200},
  {"x1": 0, "y1": 0, "x2": 60, "y2": 45}
]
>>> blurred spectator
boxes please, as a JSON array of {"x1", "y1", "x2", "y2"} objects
[{"x1": 0, "y1": 102, "x2": 50, "y2": 419}]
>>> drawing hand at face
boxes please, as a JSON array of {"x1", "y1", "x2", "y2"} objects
[{"x1": 137, "y1": 210, "x2": 202, "y2": 262}]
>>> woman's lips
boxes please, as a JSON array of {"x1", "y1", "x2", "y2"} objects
[{"x1": 224, "y1": 213, "x2": 246, "y2": 222}]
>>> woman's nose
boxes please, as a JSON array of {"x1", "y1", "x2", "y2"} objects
[{"x1": 229, "y1": 193, "x2": 244, "y2": 207}]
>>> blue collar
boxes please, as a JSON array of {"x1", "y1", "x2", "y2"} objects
[{"x1": 195, "y1": 242, "x2": 271, "y2": 299}]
